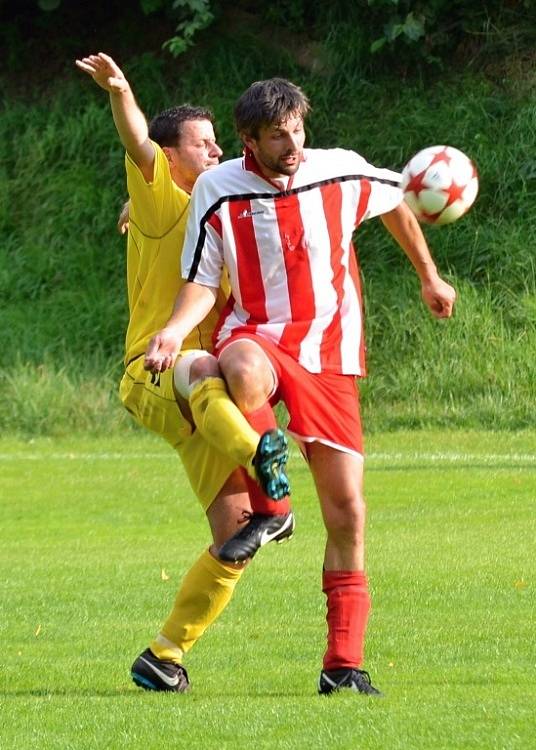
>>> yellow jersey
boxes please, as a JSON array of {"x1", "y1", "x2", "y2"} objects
[{"x1": 124, "y1": 141, "x2": 228, "y2": 365}]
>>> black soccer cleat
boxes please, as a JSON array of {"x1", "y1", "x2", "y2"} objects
[
  {"x1": 318, "y1": 668, "x2": 383, "y2": 697},
  {"x1": 131, "y1": 648, "x2": 190, "y2": 693},
  {"x1": 253, "y1": 428, "x2": 290, "y2": 500},
  {"x1": 218, "y1": 511, "x2": 295, "y2": 563}
]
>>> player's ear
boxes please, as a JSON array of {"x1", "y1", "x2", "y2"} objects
[
  {"x1": 162, "y1": 146, "x2": 174, "y2": 164},
  {"x1": 242, "y1": 132, "x2": 256, "y2": 151}
]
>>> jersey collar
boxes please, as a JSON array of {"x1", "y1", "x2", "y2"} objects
[{"x1": 243, "y1": 148, "x2": 305, "y2": 191}]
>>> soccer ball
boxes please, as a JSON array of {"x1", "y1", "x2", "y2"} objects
[{"x1": 401, "y1": 146, "x2": 479, "y2": 225}]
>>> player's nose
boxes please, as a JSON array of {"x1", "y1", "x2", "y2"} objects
[{"x1": 211, "y1": 142, "x2": 223, "y2": 158}]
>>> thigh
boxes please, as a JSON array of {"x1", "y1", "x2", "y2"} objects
[
  {"x1": 120, "y1": 358, "x2": 240, "y2": 511},
  {"x1": 283, "y1": 372, "x2": 364, "y2": 456},
  {"x1": 119, "y1": 358, "x2": 192, "y2": 448},
  {"x1": 217, "y1": 335, "x2": 278, "y2": 409},
  {"x1": 307, "y1": 442, "x2": 364, "y2": 517}
]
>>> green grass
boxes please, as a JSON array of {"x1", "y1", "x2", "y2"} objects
[
  {"x1": 1, "y1": 26, "x2": 535, "y2": 432},
  {"x1": 1, "y1": 431, "x2": 534, "y2": 749}
]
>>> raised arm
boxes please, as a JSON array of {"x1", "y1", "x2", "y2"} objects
[
  {"x1": 144, "y1": 282, "x2": 218, "y2": 373},
  {"x1": 75, "y1": 52, "x2": 155, "y2": 182},
  {"x1": 381, "y1": 201, "x2": 456, "y2": 318}
]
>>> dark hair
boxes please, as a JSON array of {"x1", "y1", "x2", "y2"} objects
[
  {"x1": 148, "y1": 105, "x2": 215, "y2": 147},
  {"x1": 234, "y1": 78, "x2": 310, "y2": 139}
]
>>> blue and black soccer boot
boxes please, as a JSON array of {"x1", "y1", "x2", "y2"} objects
[
  {"x1": 253, "y1": 428, "x2": 290, "y2": 500},
  {"x1": 131, "y1": 648, "x2": 190, "y2": 693},
  {"x1": 318, "y1": 668, "x2": 383, "y2": 697},
  {"x1": 218, "y1": 510, "x2": 295, "y2": 563}
]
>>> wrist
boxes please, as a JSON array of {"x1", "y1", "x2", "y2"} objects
[
  {"x1": 109, "y1": 80, "x2": 131, "y2": 97},
  {"x1": 416, "y1": 260, "x2": 439, "y2": 284},
  {"x1": 163, "y1": 321, "x2": 188, "y2": 342}
]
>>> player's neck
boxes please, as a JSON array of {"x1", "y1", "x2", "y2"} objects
[{"x1": 172, "y1": 174, "x2": 194, "y2": 195}]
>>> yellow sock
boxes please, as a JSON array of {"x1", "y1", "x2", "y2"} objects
[
  {"x1": 151, "y1": 549, "x2": 244, "y2": 664},
  {"x1": 189, "y1": 377, "x2": 259, "y2": 479}
]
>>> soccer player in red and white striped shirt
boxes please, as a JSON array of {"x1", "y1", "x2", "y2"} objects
[{"x1": 145, "y1": 78, "x2": 456, "y2": 696}]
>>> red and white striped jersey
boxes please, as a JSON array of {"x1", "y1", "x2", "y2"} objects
[{"x1": 182, "y1": 148, "x2": 402, "y2": 375}]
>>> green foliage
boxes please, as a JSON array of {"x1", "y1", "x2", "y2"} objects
[
  {"x1": 257, "y1": 0, "x2": 536, "y2": 69},
  {"x1": 365, "y1": 0, "x2": 536, "y2": 64},
  {"x1": 163, "y1": 0, "x2": 215, "y2": 56},
  {"x1": 27, "y1": 0, "x2": 536, "y2": 69},
  {"x1": 139, "y1": 0, "x2": 215, "y2": 56},
  {"x1": 1, "y1": 22, "x2": 535, "y2": 434},
  {"x1": 37, "y1": 0, "x2": 61, "y2": 9},
  {"x1": 32, "y1": 0, "x2": 215, "y2": 58}
]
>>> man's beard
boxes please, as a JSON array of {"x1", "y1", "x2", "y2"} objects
[{"x1": 259, "y1": 149, "x2": 301, "y2": 177}]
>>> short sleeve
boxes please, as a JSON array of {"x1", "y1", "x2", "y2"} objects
[
  {"x1": 126, "y1": 141, "x2": 188, "y2": 235},
  {"x1": 181, "y1": 171, "x2": 224, "y2": 288}
]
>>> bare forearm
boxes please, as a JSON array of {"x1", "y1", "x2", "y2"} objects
[
  {"x1": 166, "y1": 282, "x2": 218, "y2": 338},
  {"x1": 381, "y1": 201, "x2": 438, "y2": 283},
  {"x1": 76, "y1": 53, "x2": 154, "y2": 175},
  {"x1": 381, "y1": 201, "x2": 456, "y2": 318},
  {"x1": 109, "y1": 86, "x2": 150, "y2": 158},
  {"x1": 108, "y1": 87, "x2": 155, "y2": 176},
  {"x1": 144, "y1": 282, "x2": 218, "y2": 373}
]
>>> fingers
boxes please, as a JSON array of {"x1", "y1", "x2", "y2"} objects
[
  {"x1": 97, "y1": 52, "x2": 117, "y2": 68},
  {"x1": 144, "y1": 337, "x2": 160, "y2": 370},
  {"x1": 430, "y1": 296, "x2": 454, "y2": 319},
  {"x1": 144, "y1": 336, "x2": 178, "y2": 373},
  {"x1": 75, "y1": 59, "x2": 95, "y2": 75},
  {"x1": 75, "y1": 53, "x2": 120, "y2": 77},
  {"x1": 143, "y1": 352, "x2": 175, "y2": 373}
]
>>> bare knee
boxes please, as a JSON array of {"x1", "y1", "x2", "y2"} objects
[
  {"x1": 324, "y1": 493, "x2": 366, "y2": 545},
  {"x1": 219, "y1": 343, "x2": 273, "y2": 411},
  {"x1": 174, "y1": 352, "x2": 220, "y2": 399},
  {"x1": 189, "y1": 355, "x2": 220, "y2": 384}
]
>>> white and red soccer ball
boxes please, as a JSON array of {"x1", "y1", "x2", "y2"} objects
[{"x1": 401, "y1": 145, "x2": 479, "y2": 225}]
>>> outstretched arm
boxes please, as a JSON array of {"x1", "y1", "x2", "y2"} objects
[
  {"x1": 381, "y1": 201, "x2": 456, "y2": 318},
  {"x1": 144, "y1": 282, "x2": 218, "y2": 373},
  {"x1": 75, "y1": 52, "x2": 155, "y2": 182}
]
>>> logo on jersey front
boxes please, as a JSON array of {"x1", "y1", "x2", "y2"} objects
[{"x1": 237, "y1": 208, "x2": 264, "y2": 219}]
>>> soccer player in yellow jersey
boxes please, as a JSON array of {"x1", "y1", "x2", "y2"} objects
[{"x1": 76, "y1": 52, "x2": 293, "y2": 692}]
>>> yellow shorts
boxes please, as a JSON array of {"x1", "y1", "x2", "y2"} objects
[{"x1": 119, "y1": 356, "x2": 238, "y2": 510}]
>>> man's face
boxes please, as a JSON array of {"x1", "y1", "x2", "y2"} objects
[
  {"x1": 167, "y1": 119, "x2": 222, "y2": 192},
  {"x1": 244, "y1": 113, "x2": 306, "y2": 179}
]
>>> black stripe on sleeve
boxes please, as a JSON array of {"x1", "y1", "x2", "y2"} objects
[{"x1": 187, "y1": 172, "x2": 401, "y2": 282}]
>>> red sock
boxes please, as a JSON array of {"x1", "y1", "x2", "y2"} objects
[
  {"x1": 322, "y1": 569, "x2": 371, "y2": 670},
  {"x1": 243, "y1": 403, "x2": 290, "y2": 516}
]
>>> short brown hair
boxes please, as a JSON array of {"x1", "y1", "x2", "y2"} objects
[
  {"x1": 234, "y1": 78, "x2": 310, "y2": 139},
  {"x1": 148, "y1": 105, "x2": 214, "y2": 147}
]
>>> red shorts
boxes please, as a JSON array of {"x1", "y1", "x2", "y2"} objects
[{"x1": 217, "y1": 333, "x2": 363, "y2": 457}]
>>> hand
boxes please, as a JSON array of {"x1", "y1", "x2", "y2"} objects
[
  {"x1": 421, "y1": 276, "x2": 457, "y2": 319},
  {"x1": 144, "y1": 327, "x2": 184, "y2": 373},
  {"x1": 75, "y1": 52, "x2": 129, "y2": 94},
  {"x1": 117, "y1": 200, "x2": 130, "y2": 235}
]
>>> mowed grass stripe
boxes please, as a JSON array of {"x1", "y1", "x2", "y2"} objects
[
  {"x1": 1, "y1": 452, "x2": 535, "y2": 464},
  {"x1": 1, "y1": 432, "x2": 534, "y2": 749}
]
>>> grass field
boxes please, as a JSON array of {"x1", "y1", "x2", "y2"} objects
[{"x1": 1, "y1": 431, "x2": 534, "y2": 750}]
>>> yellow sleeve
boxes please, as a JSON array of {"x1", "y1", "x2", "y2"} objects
[{"x1": 125, "y1": 141, "x2": 189, "y2": 236}]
